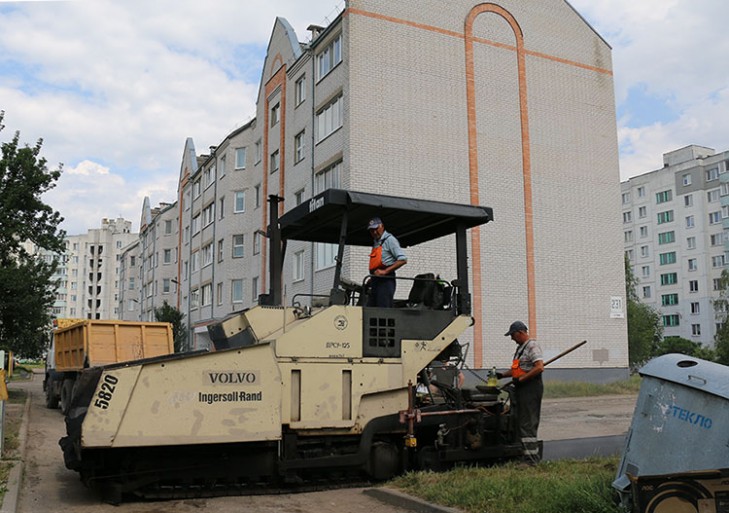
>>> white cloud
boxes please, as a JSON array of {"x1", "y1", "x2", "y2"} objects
[{"x1": 569, "y1": 0, "x2": 729, "y2": 179}]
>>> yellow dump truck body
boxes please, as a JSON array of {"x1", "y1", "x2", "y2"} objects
[{"x1": 54, "y1": 320, "x2": 174, "y2": 372}]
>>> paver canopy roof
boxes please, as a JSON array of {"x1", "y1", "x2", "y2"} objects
[{"x1": 276, "y1": 189, "x2": 493, "y2": 247}]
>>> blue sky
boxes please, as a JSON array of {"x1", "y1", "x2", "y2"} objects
[{"x1": 1, "y1": 0, "x2": 727, "y2": 235}]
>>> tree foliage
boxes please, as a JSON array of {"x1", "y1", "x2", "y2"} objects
[
  {"x1": 625, "y1": 255, "x2": 662, "y2": 369},
  {"x1": 154, "y1": 300, "x2": 188, "y2": 352},
  {"x1": 0, "y1": 111, "x2": 65, "y2": 356},
  {"x1": 712, "y1": 269, "x2": 729, "y2": 365}
]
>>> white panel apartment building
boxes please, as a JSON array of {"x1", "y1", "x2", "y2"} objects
[
  {"x1": 128, "y1": 1, "x2": 627, "y2": 378},
  {"x1": 50, "y1": 218, "x2": 137, "y2": 320},
  {"x1": 622, "y1": 145, "x2": 729, "y2": 346}
]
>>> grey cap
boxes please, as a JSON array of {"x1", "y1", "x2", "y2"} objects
[{"x1": 505, "y1": 321, "x2": 528, "y2": 336}]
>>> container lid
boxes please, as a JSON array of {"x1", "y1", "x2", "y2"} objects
[{"x1": 639, "y1": 353, "x2": 729, "y2": 400}]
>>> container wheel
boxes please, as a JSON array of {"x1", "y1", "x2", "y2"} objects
[
  {"x1": 45, "y1": 385, "x2": 59, "y2": 409},
  {"x1": 60, "y1": 379, "x2": 74, "y2": 415}
]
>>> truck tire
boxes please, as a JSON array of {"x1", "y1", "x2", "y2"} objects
[
  {"x1": 60, "y1": 379, "x2": 74, "y2": 415},
  {"x1": 45, "y1": 385, "x2": 60, "y2": 409}
]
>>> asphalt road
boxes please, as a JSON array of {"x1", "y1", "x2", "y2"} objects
[{"x1": 9, "y1": 372, "x2": 635, "y2": 513}]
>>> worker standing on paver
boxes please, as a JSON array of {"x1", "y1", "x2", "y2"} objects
[{"x1": 498, "y1": 321, "x2": 544, "y2": 463}]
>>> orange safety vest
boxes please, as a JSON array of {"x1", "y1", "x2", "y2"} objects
[
  {"x1": 369, "y1": 235, "x2": 390, "y2": 272},
  {"x1": 511, "y1": 342, "x2": 529, "y2": 378}
]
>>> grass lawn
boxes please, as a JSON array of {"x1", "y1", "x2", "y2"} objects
[{"x1": 0, "y1": 388, "x2": 28, "y2": 504}]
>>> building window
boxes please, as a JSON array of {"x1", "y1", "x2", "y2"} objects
[
  {"x1": 637, "y1": 186, "x2": 645, "y2": 197},
  {"x1": 712, "y1": 255, "x2": 726, "y2": 268},
  {"x1": 706, "y1": 167, "x2": 719, "y2": 181},
  {"x1": 315, "y1": 242, "x2": 337, "y2": 270},
  {"x1": 163, "y1": 278, "x2": 171, "y2": 294},
  {"x1": 711, "y1": 233, "x2": 725, "y2": 246},
  {"x1": 193, "y1": 179, "x2": 201, "y2": 198},
  {"x1": 656, "y1": 210, "x2": 673, "y2": 224},
  {"x1": 255, "y1": 140, "x2": 262, "y2": 163},
  {"x1": 641, "y1": 265, "x2": 650, "y2": 278},
  {"x1": 270, "y1": 103, "x2": 280, "y2": 127},
  {"x1": 714, "y1": 278, "x2": 722, "y2": 291},
  {"x1": 129, "y1": 277, "x2": 135, "y2": 290},
  {"x1": 659, "y1": 252, "x2": 676, "y2": 265},
  {"x1": 219, "y1": 197, "x2": 225, "y2": 219},
  {"x1": 232, "y1": 235, "x2": 244, "y2": 258},
  {"x1": 218, "y1": 239, "x2": 224, "y2": 262},
  {"x1": 682, "y1": 174, "x2": 692, "y2": 186},
  {"x1": 622, "y1": 211, "x2": 632, "y2": 224},
  {"x1": 293, "y1": 250, "x2": 304, "y2": 282},
  {"x1": 640, "y1": 226, "x2": 648, "y2": 238},
  {"x1": 295, "y1": 75, "x2": 306, "y2": 106},
  {"x1": 661, "y1": 293, "x2": 678, "y2": 306},
  {"x1": 253, "y1": 232, "x2": 261, "y2": 255},
  {"x1": 192, "y1": 214, "x2": 200, "y2": 235},
  {"x1": 202, "y1": 203, "x2": 215, "y2": 226},
  {"x1": 315, "y1": 94, "x2": 343, "y2": 143},
  {"x1": 190, "y1": 288, "x2": 199, "y2": 310},
  {"x1": 270, "y1": 150, "x2": 280, "y2": 174},
  {"x1": 708, "y1": 189, "x2": 720, "y2": 202},
  {"x1": 232, "y1": 279, "x2": 243, "y2": 303},
  {"x1": 688, "y1": 258, "x2": 697, "y2": 271},
  {"x1": 219, "y1": 155, "x2": 226, "y2": 176},
  {"x1": 723, "y1": 205, "x2": 729, "y2": 219},
  {"x1": 684, "y1": 194, "x2": 693, "y2": 207},
  {"x1": 691, "y1": 302, "x2": 700, "y2": 315},
  {"x1": 660, "y1": 273, "x2": 678, "y2": 286},
  {"x1": 295, "y1": 189, "x2": 305, "y2": 205},
  {"x1": 201, "y1": 283, "x2": 212, "y2": 306},
  {"x1": 216, "y1": 282, "x2": 223, "y2": 306},
  {"x1": 625, "y1": 249, "x2": 634, "y2": 261},
  {"x1": 251, "y1": 276, "x2": 259, "y2": 302},
  {"x1": 691, "y1": 324, "x2": 701, "y2": 336},
  {"x1": 255, "y1": 184, "x2": 261, "y2": 209},
  {"x1": 235, "y1": 147, "x2": 247, "y2": 170},
  {"x1": 640, "y1": 245, "x2": 649, "y2": 258},
  {"x1": 234, "y1": 191, "x2": 245, "y2": 213},
  {"x1": 687, "y1": 236, "x2": 696, "y2": 249},
  {"x1": 294, "y1": 130, "x2": 306, "y2": 163},
  {"x1": 163, "y1": 249, "x2": 172, "y2": 264},
  {"x1": 315, "y1": 161, "x2": 341, "y2": 194},
  {"x1": 689, "y1": 280, "x2": 699, "y2": 293},
  {"x1": 191, "y1": 251, "x2": 199, "y2": 272},
  {"x1": 638, "y1": 206, "x2": 647, "y2": 218},
  {"x1": 709, "y1": 212, "x2": 721, "y2": 224},
  {"x1": 203, "y1": 166, "x2": 215, "y2": 189},
  {"x1": 316, "y1": 33, "x2": 342, "y2": 81},
  {"x1": 624, "y1": 231, "x2": 633, "y2": 243},
  {"x1": 662, "y1": 314, "x2": 680, "y2": 327},
  {"x1": 655, "y1": 190, "x2": 672, "y2": 203},
  {"x1": 642, "y1": 286, "x2": 651, "y2": 299},
  {"x1": 685, "y1": 215, "x2": 695, "y2": 228},
  {"x1": 657, "y1": 231, "x2": 675, "y2": 245},
  {"x1": 622, "y1": 192, "x2": 630, "y2": 204},
  {"x1": 721, "y1": 183, "x2": 729, "y2": 196},
  {"x1": 202, "y1": 243, "x2": 213, "y2": 267},
  {"x1": 164, "y1": 220, "x2": 172, "y2": 234}
]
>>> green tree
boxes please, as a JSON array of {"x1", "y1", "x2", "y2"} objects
[
  {"x1": 154, "y1": 300, "x2": 188, "y2": 352},
  {"x1": 625, "y1": 255, "x2": 662, "y2": 369},
  {"x1": 712, "y1": 269, "x2": 729, "y2": 365},
  {"x1": 0, "y1": 111, "x2": 65, "y2": 356},
  {"x1": 654, "y1": 336, "x2": 715, "y2": 361}
]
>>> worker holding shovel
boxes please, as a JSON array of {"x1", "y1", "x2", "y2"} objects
[{"x1": 498, "y1": 321, "x2": 544, "y2": 464}]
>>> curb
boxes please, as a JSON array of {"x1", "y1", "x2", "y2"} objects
[
  {"x1": 363, "y1": 487, "x2": 463, "y2": 513},
  {"x1": 1, "y1": 384, "x2": 32, "y2": 513}
]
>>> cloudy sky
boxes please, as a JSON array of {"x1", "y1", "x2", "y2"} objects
[{"x1": 1, "y1": 0, "x2": 727, "y2": 235}]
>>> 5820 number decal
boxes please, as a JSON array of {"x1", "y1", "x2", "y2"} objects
[{"x1": 94, "y1": 374, "x2": 119, "y2": 410}]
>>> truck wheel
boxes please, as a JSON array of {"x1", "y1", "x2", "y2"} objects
[
  {"x1": 60, "y1": 379, "x2": 74, "y2": 415},
  {"x1": 45, "y1": 386, "x2": 59, "y2": 409}
]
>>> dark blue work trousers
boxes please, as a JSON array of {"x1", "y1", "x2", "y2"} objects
[{"x1": 367, "y1": 274, "x2": 396, "y2": 308}]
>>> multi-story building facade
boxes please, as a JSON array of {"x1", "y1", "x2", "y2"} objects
[
  {"x1": 622, "y1": 145, "x2": 729, "y2": 346},
  {"x1": 41, "y1": 218, "x2": 138, "y2": 320},
  {"x1": 161, "y1": 0, "x2": 627, "y2": 379}
]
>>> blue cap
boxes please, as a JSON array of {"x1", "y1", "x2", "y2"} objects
[
  {"x1": 367, "y1": 217, "x2": 382, "y2": 230},
  {"x1": 505, "y1": 321, "x2": 528, "y2": 336}
]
